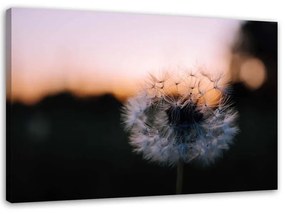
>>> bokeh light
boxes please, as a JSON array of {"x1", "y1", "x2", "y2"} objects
[{"x1": 239, "y1": 58, "x2": 267, "y2": 90}]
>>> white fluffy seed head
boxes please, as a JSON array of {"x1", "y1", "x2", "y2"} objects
[{"x1": 121, "y1": 69, "x2": 239, "y2": 167}]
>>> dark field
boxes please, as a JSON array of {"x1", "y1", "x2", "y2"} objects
[{"x1": 7, "y1": 83, "x2": 277, "y2": 202}]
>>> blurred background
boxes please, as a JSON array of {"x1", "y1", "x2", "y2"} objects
[{"x1": 6, "y1": 8, "x2": 277, "y2": 202}]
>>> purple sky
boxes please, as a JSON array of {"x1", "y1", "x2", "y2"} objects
[{"x1": 9, "y1": 8, "x2": 241, "y2": 104}]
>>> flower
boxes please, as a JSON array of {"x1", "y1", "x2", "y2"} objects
[{"x1": 122, "y1": 69, "x2": 239, "y2": 166}]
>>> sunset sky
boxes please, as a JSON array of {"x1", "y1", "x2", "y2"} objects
[{"x1": 8, "y1": 8, "x2": 242, "y2": 104}]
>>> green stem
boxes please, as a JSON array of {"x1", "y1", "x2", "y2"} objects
[{"x1": 176, "y1": 160, "x2": 184, "y2": 194}]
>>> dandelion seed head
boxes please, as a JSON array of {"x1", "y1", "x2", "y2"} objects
[{"x1": 122, "y1": 68, "x2": 239, "y2": 166}]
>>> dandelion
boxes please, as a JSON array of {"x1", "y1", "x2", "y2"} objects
[{"x1": 121, "y1": 68, "x2": 239, "y2": 194}]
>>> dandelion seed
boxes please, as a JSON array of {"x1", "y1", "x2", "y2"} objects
[{"x1": 121, "y1": 68, "x2": 239, "y2": 193}]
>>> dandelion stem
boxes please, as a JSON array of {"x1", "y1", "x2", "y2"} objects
[{"x1": 176, "y1": 160, "x2": 184, "y2": 194}]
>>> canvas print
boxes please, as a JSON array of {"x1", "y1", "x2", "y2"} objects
[{"x1": 6, "y1": 8, "x2": 277, "y2": 203}]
